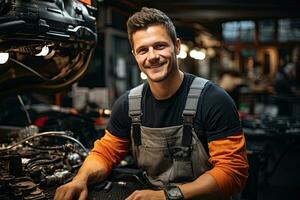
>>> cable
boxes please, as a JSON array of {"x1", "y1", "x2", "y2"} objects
[
  {"x1": 17, "y1": 94, "x2": 32, "y2": 124},
  {"x1": 25, "y1": 141, "x2": 64, "y2": 151},
  {"x1": 25, "y1": 156, "x2": 61, "y2": 169},
  {"x1": 0, "y1": 131, "x2": 67, "y2": 151},
  {"x1": 9, "y1": 57, "x2": 55, "y2": 81},
  {"x1": 49, "y1": 134, "x2": 89, "y2": 154},
  {"x1": 0, "y1": 131, "x2": 89, "y2": 154}
]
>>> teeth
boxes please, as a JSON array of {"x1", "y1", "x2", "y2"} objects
[{"x1": 149, "y1": 64, "x2": 161, "y2": 68}]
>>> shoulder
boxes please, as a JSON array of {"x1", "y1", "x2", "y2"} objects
[
  {"x1": 111, "y1": 82, "x2": 147, "y2": 117},
  {"x1": 202, "y1": 82, "x2": 235, "y2": 106},
  {"x1": 185, "y1": 74, "x2": 229, "y2": 106},
  {"x1": 112, "y1": 91, "x2": 130, "y2": 111},
  {"x1": 181, "y1": 74, "x2": 226, "y2": 102},
  {"x1": 106, "y1": 91, "x2": 131, "y2": 139},
  {"x1": 184, "y1": 72, "x2": 196, "y2": 82},
  {"x1": 113, "y1": 82, "x2": 146, "y2": 107},
  {"x1": 200, "y1": 82, "x2": 238, "y2": 122},
  {"x1": 199, "y1": 82, "x2": 242, "y2": 141}
]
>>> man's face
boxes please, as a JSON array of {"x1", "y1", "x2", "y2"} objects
[{"x1": 132, "y1": 25, "x2": 180, "y2": 83}]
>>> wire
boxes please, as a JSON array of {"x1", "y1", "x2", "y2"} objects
[
  {"x1": 47, "y1": 134, "x2": 89, "y2": 154},
  {"x1": 9, "y1": 57, "x2": 55, "y2": 81},
  {"x1": 17, "y1": 95, "x2": 32, "y2": 124},
  {"x1": 0, "y1": 131, "x2": 66, "y2": 151},
  {"x1": 25, "y1": 141, "x2": 64, "y2": 151},
  {"x1": 25, "y1": 155, "x2": 61, "y2": 169},
  {"x1": 0, "y1": 131, "x2": 89, "y2": 154}
]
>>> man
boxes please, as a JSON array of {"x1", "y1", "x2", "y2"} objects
[
  {"x1": 275, "y1": 47, "x2": 300, "y2": 96},
  {"x1": 218, "y1": 69, "x2": 245, "y2": 108},
  {"x1": 54, "y1": 7, "x2": 248, "y2": 200}
]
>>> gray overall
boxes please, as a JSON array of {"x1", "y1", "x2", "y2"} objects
[{"x1": 128, "y1": 77, "x2": 212, "y2": 187}]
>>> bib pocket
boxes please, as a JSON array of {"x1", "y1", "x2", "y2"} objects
[
  {"x1": 136, "y1": 146, "x2": 173, "y2": 177},
  {"x1": 169, "y1": 159, "x2": 194, "y2": 182}
]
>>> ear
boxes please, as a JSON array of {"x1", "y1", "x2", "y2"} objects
[
  {"x1": 175, "y1": 38, "x2": 181, "y2": 55},
  {"x1": 131, "y1": 49, "x2": 136, "y2": 57}
]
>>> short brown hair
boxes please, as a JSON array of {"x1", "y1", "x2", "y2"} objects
[{"x1": 126, "y1": 7, "x2": 177, "y2": 49}]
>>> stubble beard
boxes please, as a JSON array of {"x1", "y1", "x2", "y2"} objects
[
  {"x1": 146, "y1": 57, "x2": 178, "y2": 83},
  {"x1": 146, "y1": 63, "x2": 175, "y2": 83}
]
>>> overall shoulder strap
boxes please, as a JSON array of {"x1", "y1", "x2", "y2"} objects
[
  {"x1": 181, "y1": 77, "x2": 209, "y2": 147},
  {"x1": 128, "y1": 83, "x2": 144, "y2": 146}
]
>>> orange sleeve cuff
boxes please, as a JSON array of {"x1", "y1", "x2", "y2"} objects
[
  {"x1": 206, "y1": 167, "x2": 235, "y2": 199},
  {"x1": 206, "y1": 132, "x2": 249, "y2": 199},
  {"x1": 85, "y1": 129, "x2": 130, "y2": 176},
  {"x1": 84, "y1": 154, "x2": 111, "y2": 176},
  {"x1": 80, "y1": 0, "x2": 91, "y2": 5}
]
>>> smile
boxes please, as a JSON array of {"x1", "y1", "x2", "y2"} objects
[
  {"x1": 149, "y1": 64, "x2": 162, "y2": 68},
  {"x1": 147, "y1": 62, "x2": 166, "y2": 69}
]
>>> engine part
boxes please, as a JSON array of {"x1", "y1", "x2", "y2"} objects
[{"x1": 0, "y1": 0, "x2": 97, "y2": 96}]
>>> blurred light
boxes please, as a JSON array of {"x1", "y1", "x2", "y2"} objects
[
  {"x1": 189, "y1": 49, "x2": 206, "y2": 60},
  {"x1": 0, "y1": 53, "x2": 9, "y2": 64},
  {"x1": 198, "y1": 50, "x2": 206, "y2": 60},
  {"x1": 35, "y1": 45, "x2": 49, "y2": 56},
  {"x1": 140, "y1": 72, "x2": 147, "y2": 80},
  {"x1": 189, "y1": 49, "x2": 197, "y2": 59},
  {"x1": 180, "y1": 44, "x2": 189, "y2": 52},
  {"x1": 206, "y1": 48, "x2": 216, "y2": 58},
  {"x1": 177, "y1": 50, "x2": 187, "y2": 59}
]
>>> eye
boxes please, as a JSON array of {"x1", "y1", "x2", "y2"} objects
[
  {"x1": 136, "y1": 47, "x2": 148, "y2": 55},
  {"x1": 155, "y1": 43, "x2": 166, "y2": 49}
]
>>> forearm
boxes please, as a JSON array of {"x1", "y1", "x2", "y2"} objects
[
  {"x1": 75, "y1": 129, "x2": 129, "y2": 185},
  {"x1": 179, "y1": 133, "x2": 248, "y2": 200},
  {"x1": 179, "y1": 173, "x2": 221, "y2": 200},
  {"x1": 54, "y1": 130, "x2": 129, "y2": 200},
  {"x1": 73, "y1": 157, "x2": 108, "y2": 185}
]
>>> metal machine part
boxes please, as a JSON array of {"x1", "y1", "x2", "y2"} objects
[
  {"x1": 0, "y1": 127, "x2": 88, "y2": 199},
  {"x1": 0, "y1": 0, "x2": 97, "y2": 96}
]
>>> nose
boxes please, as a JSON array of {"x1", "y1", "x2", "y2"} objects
[{"x1": 148, "y1": 48, "x2": 159, "y2": 61}]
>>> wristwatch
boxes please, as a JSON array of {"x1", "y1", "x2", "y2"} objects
[{"x1": 164, "y1": 185, "x2": 184, "y2": 200}]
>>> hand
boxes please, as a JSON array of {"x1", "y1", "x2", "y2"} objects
[
  {"x1": 54, "y1": 178, "x2": 88, "y2": 200},
  {"x1": 125, "y1": 189, "x2": 166, "y2": 200}
]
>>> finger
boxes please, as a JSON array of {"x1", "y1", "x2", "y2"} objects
[
  {"x1": 53, "y1": 191, "x2": 60, "y2": 200},
  {"x1": 78, "y1": 189, "x2": 88, "y2": 200},
  {"x1": 125, "y1": 190, "x2": 138, "y2": 200},
  {"x1": 54, "y1": 187, "x2": 65, "y2": 200},
  {"x1": 62, "y1": 189, "x2": 76, "y2": 200},
  {"x1": 125, "y1": 193, "x2": 132, "y2": 200}
]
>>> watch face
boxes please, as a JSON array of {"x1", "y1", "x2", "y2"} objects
[
  {"x1": 169, "y1": 187, "x2": 182, "y2": 197},
  {"x1": 165, "y1": 186, "x2": 184, "y2": 200}
]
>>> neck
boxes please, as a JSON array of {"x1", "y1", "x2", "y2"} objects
[{"x1": 148, "y1": 70, "x2": 184, "y2": 100}]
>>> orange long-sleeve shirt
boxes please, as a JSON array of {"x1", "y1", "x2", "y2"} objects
[
  {"x1": 85, "y1": 130, "x2": 129, "y2": 176},
  {"x1": 86, "y1": 129, "x2": 248, "y2": 199},
  {"x1": 206, "y1": 132, "x2": 248, "y2": 199}
]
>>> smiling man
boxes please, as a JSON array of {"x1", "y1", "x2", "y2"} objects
[{"x1": 54, "y1": 7, "x2": 248, "y2": 200}]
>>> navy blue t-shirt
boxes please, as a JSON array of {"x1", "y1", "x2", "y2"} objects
[{"x1": 107, "y1": 73, "x2": 242, "y2": 142}]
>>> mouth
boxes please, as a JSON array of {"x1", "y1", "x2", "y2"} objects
[
  {"x1": 146, "y1": 61, "x2": 166, "y2": 69},
  {"x1": 149, "y1": 64, "x2": 162, "y2": 69}
]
